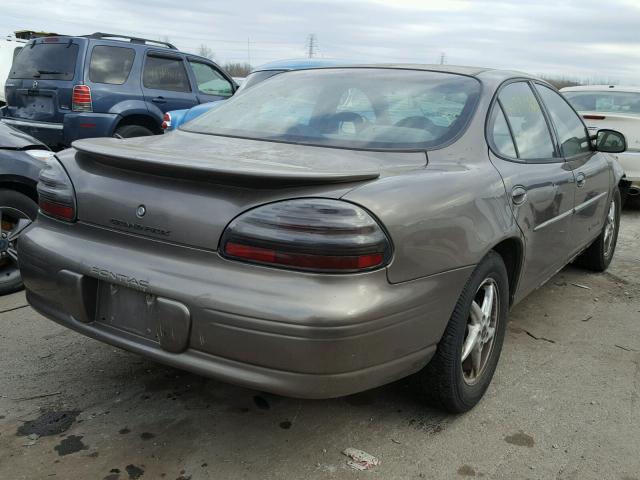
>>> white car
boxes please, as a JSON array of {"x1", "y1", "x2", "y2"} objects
[
  {"x1": 0, "y1": 36, "x2": 26, "y2": 105},
  {"x1": 562, "y1": 85, "x2": 640, "y2": 204}
]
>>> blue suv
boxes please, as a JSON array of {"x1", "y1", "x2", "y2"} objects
[{"x1": 1, "y1": 33, "x2": 237, "y2": 148}]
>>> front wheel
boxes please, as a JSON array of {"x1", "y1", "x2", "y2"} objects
[
  {"x1": 575, "y1": 188, "x2": 621, "y2": 272},
  {"x1": 416, "y1": 251, "x2": 509, "y2": 413},
  {"x1": 0, "y1": 190, "x2": 38, "y2": 295}
]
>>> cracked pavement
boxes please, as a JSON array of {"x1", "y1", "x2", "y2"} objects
[{"x1": 1, "y1": 209, "x2": 639, "y2": 480}]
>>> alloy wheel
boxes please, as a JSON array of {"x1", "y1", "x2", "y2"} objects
[
  {"x1": 0, "y1": 207, "x2": 32, "y2": 285},
  {"x1": 603, "y1": 199, "x2": 616, "y2": 258},
  {"x1": 461, "y1": 277, "x2": 500, "y2": 384}
]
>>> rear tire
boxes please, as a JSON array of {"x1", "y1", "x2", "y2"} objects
[
  {"x1": 416, "y1": 251, "x2": 509, "y2": 413},
  {"x1": 575, "y1": 188, "x2": 621, "y2": 272},
  {"x1": 0, "y1": 190, "x2": 38, "y2": 296},
  {"x1": 113, "y1": 124, "x2": 155, "y2": 139}
]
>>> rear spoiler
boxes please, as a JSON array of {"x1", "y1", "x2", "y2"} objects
[{"x1": 72, "y1": 138, "x2": 380, "y2": 188}]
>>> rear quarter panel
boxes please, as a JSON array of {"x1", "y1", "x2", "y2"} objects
[{"x1": 344, "y1": 145, "x2": 517, "y2": 284}]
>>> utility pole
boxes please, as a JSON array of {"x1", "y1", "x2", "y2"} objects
[
  {"x1": 439, "y1": 52, "x2": 446, "y2": 65},
  {"x1": 247, "y1": 37, "x2": 251, "y2": 66},
  {"x1": 307, "y1": 34, "x2": 317, "y2": 58}
]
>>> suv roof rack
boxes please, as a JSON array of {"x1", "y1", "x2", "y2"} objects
[{"x1": 83, "y1": 32, "x2": 177, "y2": 50}]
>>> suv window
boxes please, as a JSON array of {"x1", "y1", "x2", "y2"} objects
[
  {"x1": 10, "y1": 42, "x2": 78, "y2": 80},
  {"x1": 143, "y1": 55, "x2": 191, "y2": 92},
  {"x1": 536, "y1": 85, "x2": 591, "y2": 157},
  {"x1": 89, "y1": 46, "x2": 135, "y2": 85},
  {"x1": 188, "y1": 61, "x2": 233, "y2": 97},
  {"x1": 489, "y1": 105, "x2": 517, "y2": 158},
  {"x1": 498, "y1": 82, "x2": 555, "y2": 160}
]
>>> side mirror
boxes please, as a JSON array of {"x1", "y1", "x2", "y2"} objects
[{"x1": 595, "y1": 129, "x2": 626, "y2": 153}]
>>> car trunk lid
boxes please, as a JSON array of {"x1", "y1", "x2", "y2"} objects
[{"x1": 61, "y1": 131, "x2": 426, "y2": 250}]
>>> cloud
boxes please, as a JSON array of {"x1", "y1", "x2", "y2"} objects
[{"x1": 2, "y1": 0, "x2": 640, "y2": 83}]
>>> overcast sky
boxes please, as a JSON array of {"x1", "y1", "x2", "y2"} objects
[{"x1": 4, "y1": 0, "x2": 640, "y2": 84}]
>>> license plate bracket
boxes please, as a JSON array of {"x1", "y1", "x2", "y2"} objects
[{"x1": 96, "y1": 282, "x2": 191, "y2": 353}]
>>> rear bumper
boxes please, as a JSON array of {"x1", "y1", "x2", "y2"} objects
[
  {"x1": 1, "y1": 113, "x2": 119, "y2": 147},
  {"x1": 19, "y1": 218, "x2": 472, "y2": 398}
]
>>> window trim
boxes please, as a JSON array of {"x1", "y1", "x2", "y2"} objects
[
  {"x1": 485, "y1": 78, "x2": 564, "y2": 164},
  {"x1": 532, "y1": 81, "x2": 595, "y2": 161},
  {"x1": 142, "y1": 52, "x2": 192, "y2": 93},
  {"x1": 88, "y1": 44, "x2": 136, "y2": 85},
  {"x1": 187, "y1": 58, "x2": 235, "y2": 97},
  {"x1": 496, "y1": 99, "x2": 520, "y2": 158}
]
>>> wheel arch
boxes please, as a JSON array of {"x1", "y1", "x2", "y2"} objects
[
  {"x1": 114, "y1": 114, "x2": 162, "y2": 135},
  {"x1": 490, "y1": 236, "x2": 524, "y2": 307},
  {"x1": 0, "y1": 177, "x2": 38, "y2": 203}
]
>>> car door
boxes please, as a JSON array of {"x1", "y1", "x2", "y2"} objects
[
  {"x1": 185, "y1": 58, "x2": 235, "y2": 104},
  {"x1": 141, "y1": 51, "x2": 197, "y2": 114},
  {"x1": 487, "y1": 80, "x2": 576, "y2": 297},
  {"x1": 534, "y1": 84, "x2": 611, "y2": 253}
]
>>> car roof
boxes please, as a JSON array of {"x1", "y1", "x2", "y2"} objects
[
  {"x1": 251, "y1": 61, "x2": 539, "y2": 82},
  {"x1": 252, "y1": 58, "x2": 356, "y2": 72},
  {"x1": 561, "y1": 85, "x2": 640, "y2": 94}
]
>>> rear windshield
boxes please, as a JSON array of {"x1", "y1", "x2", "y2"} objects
[
  {"x1": 10, "y1": 42, "x2": 79, "y2": 81},
  {"x1": 183, "y1": 68, "x2": 481, "y2": 150},
  {"x1": 564, "y1": 91, "x2": 640, "y2": 115}
]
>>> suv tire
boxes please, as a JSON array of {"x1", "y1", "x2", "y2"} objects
[{"x1": 114, "y1": 124, "x2": 155, "y2": 139}]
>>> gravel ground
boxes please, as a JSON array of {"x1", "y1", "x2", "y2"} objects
[{"x1": 1, "y1": 209, "x2": 639, "y2": 480}]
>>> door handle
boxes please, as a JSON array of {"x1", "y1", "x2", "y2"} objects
[
  {"x1": 576, "y1": 173, "x2": 586, "y2": 188},
  {"x1": 152, "y1": 96, "x2": 166, "y2": 104},
  {"x1": 511, "y1": 186, "x2": 527, "y2": 205}
]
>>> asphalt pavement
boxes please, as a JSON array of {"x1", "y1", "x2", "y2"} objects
[{"x1": 1, "y1": 209, "x2": 639, "y2": 480}]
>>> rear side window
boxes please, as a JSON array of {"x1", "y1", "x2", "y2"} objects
[
  {"x1": 536, "y1": 85, "x2": 591, "y2": 157},
  {"x1": 489, "y1": 105, "x2": 517, "y2": 158},
  {"x1": 188, "y1": 61, "x2": 233, "y2": 97},
  {"x1": 10, "y1": 42, "x2": 79, "y2": 80},
  {"x1": 143, "y1": 55, "x2": 191, "y2": 92},
  {"x1": 89, "y1": 46, "x2": 135, "y2": 85},
  {"x1": 498, "y1": 82, "x2": 555, "y2": 160}
]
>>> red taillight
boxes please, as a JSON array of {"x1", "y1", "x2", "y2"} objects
[
  {"x1": 72, "y1": 85, "x2": 92, "y2": 112},
  {"x1": 583, "y1": 114, "x2": 606, "y2": 120},
  {"x1": 38, "y1": 200, "x2": 75, "y2": 221},
  {"x1": 220, "y1": 199, "x2": 391, "y2": 273},
  {"x1": 37, "y1": 157, "x2": 77, "y2": 222},
  {"x1": 161, "y1": 112, "x2": 171, "y2": 130},
  {"x1": 225, "y1": 242, "x2": 384, "y2": 271}
]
